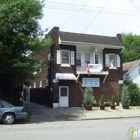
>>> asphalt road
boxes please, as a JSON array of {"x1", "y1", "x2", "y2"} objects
[{"x1": 0, "y1": 118, "x2": 140, "y2": 140}]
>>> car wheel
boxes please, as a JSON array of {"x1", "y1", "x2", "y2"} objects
[{"x1": 3, "y1": 113, "x2": 15, "y2": 124}]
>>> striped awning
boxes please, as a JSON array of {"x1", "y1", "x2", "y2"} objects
[{"x1": 56, "y1": 73, "x2": 77, "y2": 80}]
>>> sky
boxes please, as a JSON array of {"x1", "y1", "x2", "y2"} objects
[{"x1": 39, "y1": 0, "x2": 140, "y2": 36}]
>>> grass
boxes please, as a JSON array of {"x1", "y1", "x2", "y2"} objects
[
  {"x1": 138, "y1": 106, "x2": 140, "y2": 109},
  {"x1": 24, "y1": 110, "x2": 32, "y2": 121}
]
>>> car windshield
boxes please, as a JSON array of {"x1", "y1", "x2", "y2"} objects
[{"x1": 1, "y1": 100, "x2": 14, "y2": 108}]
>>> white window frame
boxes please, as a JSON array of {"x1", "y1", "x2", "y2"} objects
[
  {"x1": 59, "y1": 86, "x2": 69, "y2": 97},
  {"x1": 39, "y1": 81, "x2": 42, "y2": 87},
  {"x1": 109, "y1": 54, "x2": 117, "y2": 69},
  {"x1": 34, "y1": 82, "x2": 36, "y2": 88},
  {"x1": 61, "y1": 50, "x2": 70, "y2": 67}
]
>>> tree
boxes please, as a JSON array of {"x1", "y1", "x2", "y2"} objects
[
  {"x1": 0, "y1": 0, "x2": 53, "y2": 89},
  {"x1": 122, "y1": 33, "x2": 140, "y2": 63}
]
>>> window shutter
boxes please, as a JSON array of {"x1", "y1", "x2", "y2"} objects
[
  {"x1": 57, "y1": 50, "x2": 61, "y2": 64},
  {"x1": 71, "y1": 51, "x2": 74, "y2": 65},
  {"x1": 105, "y1": 54, "x2": 109, "y2": 67},
  {"x1": 117, "y1": 55, "x2": 120, "y2": 67}
]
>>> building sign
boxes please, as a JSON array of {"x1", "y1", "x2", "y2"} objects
[{"x1": 82, "y1": 78, "x2": 100, "y2": 87}]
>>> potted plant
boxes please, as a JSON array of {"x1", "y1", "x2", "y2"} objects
[
  {"x1": 99, "y1": 95, "x2": 105, "y2": 110},
  {"x1": 120, "y1": 85, "x2": 130, "y2": 109},
  {"x1": 110, "y1": 95, "x2": 116, "y2": 109},
  {"x1": 83, "y1": 87, "x2": 94, "y2": 110}
]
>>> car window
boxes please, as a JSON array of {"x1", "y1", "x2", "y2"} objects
[{"x1": 1, "y1": 100, "x2": 14, "y2": 108}]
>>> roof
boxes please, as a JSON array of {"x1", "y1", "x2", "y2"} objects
[
  {"x1": 59, "y1": 31, "x2": 123, "y2": 46},
  {"x1": 123, "y1": 60, "x2": 140, "y2": 75}
]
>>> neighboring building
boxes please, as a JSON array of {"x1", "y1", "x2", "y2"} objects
[
  {"x1": 123, "y1": 59, "x2": 140, "y2": 88},
  {"x1": 30, "y1": 27, "x2": 124, "y2": 108}
]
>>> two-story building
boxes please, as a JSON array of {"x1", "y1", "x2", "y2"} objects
[{"x1": 30, "y1": 27, "x2": 124, "y2": 108}]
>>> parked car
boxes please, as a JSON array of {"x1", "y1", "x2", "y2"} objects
[{"x1": 0, "y1": 100, "x2": 28, "y2": 124}]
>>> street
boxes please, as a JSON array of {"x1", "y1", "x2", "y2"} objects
[{"x1": 0, "y1": 118, "x2": 140, "y2": 140}]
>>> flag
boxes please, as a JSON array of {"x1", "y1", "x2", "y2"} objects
[
  {"x1": 84, "y1": 61, "x2": 90, "y2": 76},
  {"x1": 110, "y1": 60, "x2": 114, "y2": 68}
]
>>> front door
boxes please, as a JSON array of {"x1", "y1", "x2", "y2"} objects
[{"x1": 59, "y1": 86, "x2": 69, "y2": 107}]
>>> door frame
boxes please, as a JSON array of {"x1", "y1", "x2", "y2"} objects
[{"x1": 59, "y1": 86, "x2": 69, "y2": 107}]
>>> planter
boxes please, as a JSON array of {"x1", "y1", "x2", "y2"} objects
[
  {"x1": 85, "y1": 105, "x2": 92, "y2": 110},
  {"x1": 111, "y1": 105, "x2": 116, "y2": 110},
  {"x1": 123, "y1": 105, "x2": 129, "y2": 109},
  {"x1": 100, "y1": 105, "x2": 105, "y2": 110}
]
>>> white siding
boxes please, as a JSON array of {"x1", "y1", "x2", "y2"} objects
[{"x1": 128, "y1": 64, "x2": 140, "y2": 88}]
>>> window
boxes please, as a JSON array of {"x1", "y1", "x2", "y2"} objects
[
  {"x1": 40, "y1": 81, "x2": 42, "y2": 87},
  {"x1": 85, "y1": 54, "x2": 90, "y2": 63},
  {"x1": 60, "y1": 87, "x2": 68, "y2": 97},
  {"x1": 34, "y1": 82, "x2": 36, "y2": 88},
  {"x1": 61, "y1": 50, "x2": 70, "y2": 65},
  {"x1": 95, "y1": 54, "x2": 99, "y2": 64},
  {"x1": 106, "y1": 54, "x2": 117, "y2": 68},
  {"x1": 76, "y1": 53, "x2": 81, "y2": 66},
  {"x1": 109, "y1": 54, "x2": 116, "y2": 67},
  {"x1": 46, "y1": 79, "x2": 49, "y2": 86},
  {"x1": 48, "y1": 53, "x2": 50, "y2": 60}
]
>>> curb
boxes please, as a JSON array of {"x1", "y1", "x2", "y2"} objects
[{"x1": 82, "y1": 116, "x2": 140, "y2": 121}]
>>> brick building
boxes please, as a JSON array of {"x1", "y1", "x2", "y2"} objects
[{"x1": 30, "y1": 27, "x2": 124, "y2": 108}]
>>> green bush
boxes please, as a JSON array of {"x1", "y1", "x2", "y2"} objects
[
  {"x1": 120, "y1": 85, "x2": 130, "y2": 105},
  {"x1": 99, "y1": 95, "x2": 104, "y2": 105},
  {"x1": 110, "y1": 95, "x2": 116, "y2": 106},
  {"x1": 83, "y1": 87, "x2": 94, "y2": 106},
  {"x1": 124, "y1": 79, "x2": 140, "y2": 106}
]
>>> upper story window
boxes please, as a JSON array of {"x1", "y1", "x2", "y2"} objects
[
  {"x1": 61, "y1": 50, "x2": 70, "y2": 65},
  {"x1": 85, "y1": 54, "x2": 90, "y2": 63},
  {"x1": 109, "y1": 54, "x2": 116, "y2": 67},
  {"x1": 105, "y1": 53, "x2": 120, "y2": 69},
  {"x1": 95, "y1": 54, "x2": 99, "y2": 64},
  {"x1": 57, "y1": 50, "x2": 75, "y2": 67},
  {"x1": 76, "y1": 53, "x2": 81, "y2": 66}
]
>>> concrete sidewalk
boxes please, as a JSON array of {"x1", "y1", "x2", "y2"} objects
[{"x1": 23, "y1": 101, "x2": 140, "y2": 123}]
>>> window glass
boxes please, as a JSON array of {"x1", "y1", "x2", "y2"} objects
[
  {"x1": 62, "y1": 50, "x2": 70, "y2": 64},
  {"x1": 76, "y1": 53, "x2": 81, "y2": 65},
  {"x1": 60, "y1": 87, "x2": 67, "y2": 96},
  {"x1": 109, "y1": 54, "x2": 116, "y2": 67},
  {"x1": 85, "y1": 54, "x2": 90, "y2": 63},
  {"x1": 2, "y1": 100, "x2": 14, "y2": 108},
  {"x1": 95, "y1": 54, "x2": 98, "y2": 64}
]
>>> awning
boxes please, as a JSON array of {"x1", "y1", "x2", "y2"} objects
[{"x1": 56, "y1": 73, "x2": 77, "y2": 80}]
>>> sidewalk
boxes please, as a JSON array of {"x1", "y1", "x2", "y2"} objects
[{"x1": 23, "y1": 101, "x2": 140, "y2": 123}]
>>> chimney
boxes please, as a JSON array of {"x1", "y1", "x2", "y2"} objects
[{"x1": 116, "y1": 34, "x2": 122, "y2": 43}]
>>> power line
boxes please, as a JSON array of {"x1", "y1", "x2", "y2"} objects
[
  {"x1": 81, "y1": 0, "x2": 109, "y2": 34},
  {"x1": 60, "y1": 0, "x2": 92, "y2": 28},
  {"x1": 44, "y1": 6, "x2": 140, "y2": 16}
]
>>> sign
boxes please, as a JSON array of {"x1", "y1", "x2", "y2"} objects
[
  {"x1": 88, "y1": 64, "x2": 103, "y2": 73},
  {"x1": 82, "y1": 78, "x2": 100, "y2": 87}
]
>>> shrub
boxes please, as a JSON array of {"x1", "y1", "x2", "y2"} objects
[
  {"x1": 124, "y1": 79, "x2": 140, "y2": 106},
  {"x1": 110, "y1": 95, "x2": 116, "y2": 106},
  {"x1": 83, "y1": 87, "x2": 94, "y2": 106},
  {"x1": 120, "y1": 85, "x2": 130, "y2": 105},
  {"x1": 99, "y1": 95, "x2": 104, "y2": 105}
]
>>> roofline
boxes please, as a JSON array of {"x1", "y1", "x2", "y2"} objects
[
  {"x1": 59, "y1": 39, "x2": 124, "y2": 49},
  {"x1": 123, "y1": 60, "x2": 140, "y2": 76}
]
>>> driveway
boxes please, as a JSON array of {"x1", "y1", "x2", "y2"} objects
[{"x1": 23, "y1": 101, "x2": 84, "y2": 123}]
